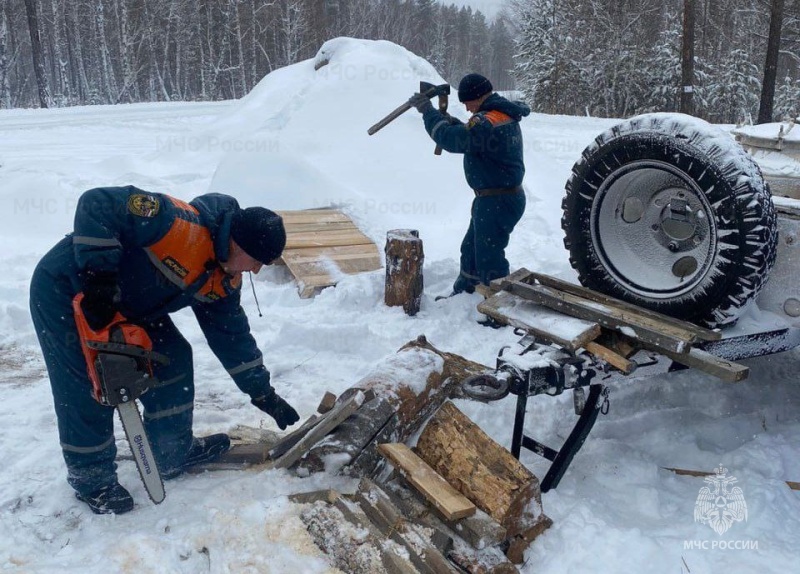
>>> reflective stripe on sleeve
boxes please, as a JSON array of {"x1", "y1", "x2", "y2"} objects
[
  {"x1": 73, "y1": 236, "x2": 122, "y2": 247},
  {"x1": 227, "y1": 357, "x2": 263, "y2": 376}
]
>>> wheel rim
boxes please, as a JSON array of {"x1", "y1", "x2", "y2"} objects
[{"x1": 590, "y1": 160, "x2": 718, "y2": 299}]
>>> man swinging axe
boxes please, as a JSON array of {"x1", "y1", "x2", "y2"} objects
[
  {"x1": 30, "y1": 186, "x2": 300, "y2": 514},
  {"x1": 408, "y1": 74, "x2": 530, "y2": 300}
]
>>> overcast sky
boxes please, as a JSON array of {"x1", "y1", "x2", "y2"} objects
[{"x1": 442, "y1": 0, "x2": 504, "y2": 19}]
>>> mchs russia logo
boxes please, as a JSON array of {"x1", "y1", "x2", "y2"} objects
[{"x1": 694, "y1": 465, "x2": 748, "y2": 535}]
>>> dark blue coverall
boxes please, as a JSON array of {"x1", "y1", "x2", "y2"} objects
[
  {"x1": 421, "y1": 93, "x2": 530, "y2": 293},
  {"x1": 29, "y1": 187, "x2": 275, "y2": 497}
]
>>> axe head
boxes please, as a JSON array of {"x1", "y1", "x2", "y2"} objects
[{"x1": 420, "y1": 81, "x2": 450, "y2": 97}]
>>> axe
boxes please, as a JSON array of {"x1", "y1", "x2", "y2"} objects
[{"x1": 367, "y1": 81, "x2": 451, "y2": 146}]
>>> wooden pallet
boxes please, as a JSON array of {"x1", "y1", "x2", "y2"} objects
[
  {"x1": 277, "y1": 209, "x2": 383, "y2": 298},
  {"x1": 478, "y1": 268, "x2": 749, "y2": 383}
]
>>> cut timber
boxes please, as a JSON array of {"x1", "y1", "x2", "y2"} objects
[
  {"x1": 378, "y1": 443, "x2": 476, "y2": 521},
  {"x1": 272, "y1": 391, "x2": 366, "y2": 469},
  {"x1": 355, "y1": 479, "x2": 458, "y2": 574},
  {"x1": 300, "y1": 499, "x2": 394, "y2": 574},
  {"x1": 415, "y1": 402, "x2": 548, "y2": 541},
  {"x1": 383, "y1": 479, "x2": 508, "y2": 552},
  {"x1": 523, "y1": 270, "x2": 721, "y2": 341},
  {"x1": 663, "y1": 467, "x2": 800, "y2": 491},
  {"x1": 503, "y1": 280, "x2": 694, "y2": 354},
  {"x1": 584, "y1": 341, "x2": 636, "y2": 374},
  {"x1": 478, "y1": 290, "x2": 600, "y2": 351},
  {"x1": 317, "y1": 391, "x2": 337, "y2": 414},
  {"x1": 646, "y1": 343, "x2": 749, "y2": 382},
  {"x1": 267, "y1": 414, "x2": 322, "y2": 460},
  {"x1": 385, "y1": 229, "x2": 424, "y2": 316},
  {"x1": 277, "y1": 209, "x2": 382, "y2": 298}
]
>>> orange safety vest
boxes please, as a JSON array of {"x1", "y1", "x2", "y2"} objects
[
  {"x1": 144, "y1": 196, "x2": 241, "y2": 303},
  {"x1": 483, "y1": 110, "x2": 514, "y2": 127}
]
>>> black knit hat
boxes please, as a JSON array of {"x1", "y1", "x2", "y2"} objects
[
  {"x1": 457, "y1": 73, "x2": 493, "y2": 102},
  {"x1": 230, "y1": 207, "x2": 287, "y2": 265}
]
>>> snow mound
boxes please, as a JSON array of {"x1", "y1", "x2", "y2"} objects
[{"x1": 208, "y1": 38, "x2": 471, "y2": 260}]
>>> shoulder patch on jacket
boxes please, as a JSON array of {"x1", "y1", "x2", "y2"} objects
[
  {"x1": 127, "y1": 194, "x2": 161, "y2": 218},
  {"x1": 467, "y1": 115, "x2": 484, "y2": 129}
]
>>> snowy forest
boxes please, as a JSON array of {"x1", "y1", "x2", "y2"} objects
[
  {"x1": 2, "y1": 0, "x2": 800, "y2": 123},
  {"x1": 509, "y1": 0, "x2": 800, "y2": 123},
  {"x1": 1, "y1": 0, "x2": 513, "y2": 107}
]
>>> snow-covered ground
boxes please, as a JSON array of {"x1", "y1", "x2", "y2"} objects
[{"x1": 1, "y1": 39, "x2": 798, "y2": 573}]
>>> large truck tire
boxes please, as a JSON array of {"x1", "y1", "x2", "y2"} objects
[{"x1": 562, "y1": 113, "x2": 777, "y2": 328}]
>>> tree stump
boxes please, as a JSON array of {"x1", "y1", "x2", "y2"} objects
[{"x1": 385, "y1": 229, "x2": 424, "y2": 316}]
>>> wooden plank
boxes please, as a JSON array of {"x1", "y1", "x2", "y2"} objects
[
  {"x1": 489, "y1": 268, "x2": 535, "y2": 292},
  {"x1": 289, "y1": 489, "x2": 343, "y2": 504},
  {"x1": 647, "y1": 344, "x2": 750, "y2": 382},
  {"x1": 524, "y1": 271, "x2": 721, "y2": 341},
  {"x1": 276, "y1": 209, "x2": 352, "y2": 224},
  {"x1": 584, "y1": 341, "x2": 636, "y2": 374},
  {"x1": 282, "y1": 252, "x2": 381, "y2": 275},
  {"x1": 504, "y1": 281, "x2": 693, "y2": 354},
  {"x1": 285, "y1": 230, "x2": 375, "y2": 249},
  {"x1": 284, "y1": 221, "x2": 358, "y2": 234},
  {"x1": 663, "y1": 467, "x2": 800, "y2": 491},
  {"x1": 276, "y1": 209, "x2": 382, "y2": 298},
  {"x1": 378, "y1": 443, "x2": 477, "y2": 521},
  {"x1": 272, "y1": 391, "x2": 366, "y2": 469},
  {"x1": 282, "y1": 246, "x2": 381, "y2": 265},
  {"x1": 267, "y1": 414, "x2": 321, "y2": 460},
  {"x1": 478, "y1": 290, "x2": 601, "y2": 351}
]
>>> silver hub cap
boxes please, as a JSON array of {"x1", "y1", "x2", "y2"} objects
[{"x1": 591, "y1": 160, "x2": 717, "y2": 299}]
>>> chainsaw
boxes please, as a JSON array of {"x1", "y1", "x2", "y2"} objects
[{"x1": 73, "y1": 294, "x2": 170, "y2": 504}]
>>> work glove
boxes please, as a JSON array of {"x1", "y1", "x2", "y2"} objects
[
  {"x1": 408, "y1": 92, "x2": 433, "y2": 114},
  {"x1": 80, "y1": 270, "x2": 121, "y2": 331},
  {"x1": 251, "y1": 391, "x2": 300, "y2": 430}
]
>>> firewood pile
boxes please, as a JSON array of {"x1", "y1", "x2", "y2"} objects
[{"x1": 193, "y1": 336, "x2": 552, "y2": 572}]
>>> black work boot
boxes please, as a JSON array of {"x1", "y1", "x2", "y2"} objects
[
  {"x1": 76, "y1": 482, "x2": 134, "y2": 515},
  {"x1": 163, "y1": 434, "x2": 231, "y2": 480}
]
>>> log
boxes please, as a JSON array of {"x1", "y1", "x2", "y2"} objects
[
  {"x1": 358, "y1": 336, "x2": 492, "y2": 441},
  {"x1": 385, "y1": 229, "x2": 424, "y2": 316},
  {"x1": 301, "y1": 500, "x2": 393, "y2": 574},
  {"x1": 296, "y1": 395, "x2": 396, "y2": 475},
  {"x1": 355, "y1": 479, "x2": 458, "y2": 574},
  {"x1": 300, "y1": 336, "x2": 492, "y2": 479},
  {"x1": 415, "y1": 402, "x2": 549, "y2": 541}
]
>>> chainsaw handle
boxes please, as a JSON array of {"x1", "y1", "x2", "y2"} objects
[{"x1": 73, "y1": 293, "x2": 157, "y2": 403}]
